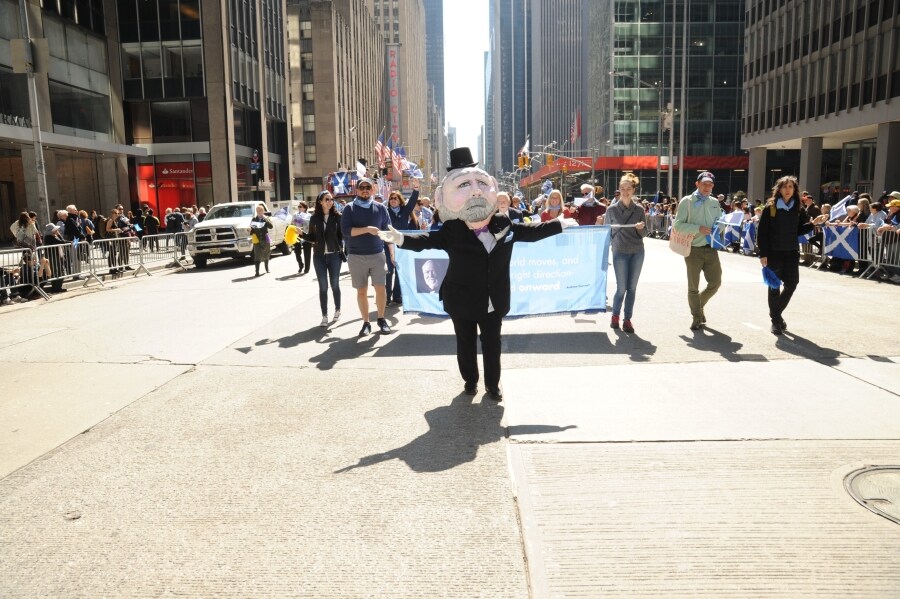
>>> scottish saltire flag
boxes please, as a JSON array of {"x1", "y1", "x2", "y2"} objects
[
  {"x1": 394, "y1": 226, "x2": 611, "y2": 317},
  {"x1": 742, "y1": 221, "x2": 757, "y2": 254},
  {"x1": 404, "y1": 160, "x2": 424, "y2": 179},
  {"x1": 829, "y1": 196, "x2": 849, "y2": 222},
  {"x1": 721, "y1": 211, "x2": 744, "y2": 245},
  {"x1": 331, "y1": 172, "x2": 350, "y2": 195},
  {"x1": 797, "y1": 230, "x2": 815, "y2": 244},
  {"x1": 824, "y1": 225, "x2": 859, "y2": 259},
  {"x1": 541, "y1": 179, "x2": 553, "y2": 195},
  {"x1": 709, "y1": 213, "x2": 740, "y2": 249}
]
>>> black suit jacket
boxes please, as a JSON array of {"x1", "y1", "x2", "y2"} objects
[{"x1": 400, "y1": 215, "x2": 563, "y2": 320}]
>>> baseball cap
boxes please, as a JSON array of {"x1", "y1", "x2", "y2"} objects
[
  {"x1": 357, "y1": 177, "x2": 373, "y2": 187},
  {"x1": 889, "y1": 191, "x2": 900, "y2": 200},
  {"x1": 697, "y1": 171, "x2": 715, "y2": 183},
  {"x1": 888, "y1": 199, "x2": 900, "y2": 208}
]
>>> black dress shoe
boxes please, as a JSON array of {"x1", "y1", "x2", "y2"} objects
[
  {"x1": 780, "y1": 318, "x2": 787, "y2": 330},
  {"x1": 486, "y1": 386, "x2": 503, "y2": 401},
  {"x1": 771, "y1": 322, "x2": 783, "y2": 335},
  {"x1": 463, "y1": 384, "x2": 477, "y2": 396}
]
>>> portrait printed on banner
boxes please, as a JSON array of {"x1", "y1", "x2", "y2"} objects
[{"x1": 415, "y1": 258, "x2": 448, "y2": 294}]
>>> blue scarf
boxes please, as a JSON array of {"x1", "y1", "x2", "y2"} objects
[
  {"x1": 390, "y1": 206, "x2": 401, "y2": 216},
  {"x1": 353, "y1": 197, "x2": 374, "y2": 209},
  {"x1": 776, "y1": 198, "x2": 795, "y2": 211}
]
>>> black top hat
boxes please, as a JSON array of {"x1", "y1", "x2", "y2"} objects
[{"x1": 447, "y1": 147, "x2": 478, "y2": 172}]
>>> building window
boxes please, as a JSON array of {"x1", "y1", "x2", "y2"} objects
[
  {"x1": 304, "y1": 145, "x2": 316, "y2": 162},
  {"x1": 302, "y1": 83, "x2": 314, "y2": 101},
  {"x1": 303, "y1": 114, "x2": 315, "y2": 132}
]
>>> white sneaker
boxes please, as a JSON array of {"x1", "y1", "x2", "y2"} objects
[
  {"x1": 0, "y1": 298, "x2": 11, "y2": 306},
  {"x1": 320, "y1": 316, "x2": 329, "y2": 327},
  {"x1": 332, "y1": 310, "x2": 341, "y2": 322}
]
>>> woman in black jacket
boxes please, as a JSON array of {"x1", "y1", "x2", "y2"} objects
[
  {"x1": 306, "y1": 190, "x2": 344, "y2": 327},
  {"x1": 757, "y1": 175, "x2": 814, "y2": 335}
]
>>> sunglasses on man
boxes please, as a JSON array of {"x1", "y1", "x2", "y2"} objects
[{"x1": 358, "y1": 185, "x2": 372, "y2": 190}]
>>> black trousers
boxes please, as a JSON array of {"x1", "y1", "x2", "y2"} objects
[
  {"x1": 294, "y1": 241, "x2": 311, "y2": 272},
  {"x1": 766, "y1": 250, "x2": 800, "y2": 322},
  {"x1": 451, "y1": 311, "x2": 503, "y2": 390}
]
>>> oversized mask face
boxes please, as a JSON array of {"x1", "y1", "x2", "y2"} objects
[{"x1": 435, "y1": 167, "x2": 498, "y2": 223}]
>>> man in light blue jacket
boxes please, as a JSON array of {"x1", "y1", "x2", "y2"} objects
[{"x1": 673, "y1": 171, "x2": 724, "y2": 330}]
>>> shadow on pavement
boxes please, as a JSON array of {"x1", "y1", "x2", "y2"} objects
[
  {"x1": 611, "y1": 330, "x2": 658, "y2": 362},
  {"x1": 335, "y1": 394, "x2": 575, "y2": 474},
  {"x1": 775, "y1": 330, "x2": 844, "y2": 366},
  {"x1": 679, "y1": 326, "x2": 744, "y2": 362},
  {"x1": 370, "y1": 331, "x2": 658, "y2": 359},
  {"x1": 309, "y1": 333, "x2": 381, "y2": 370}
]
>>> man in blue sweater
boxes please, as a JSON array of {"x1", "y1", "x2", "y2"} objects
[{"x1": 340, "y1": 178, "x2": 392, "y2": 336}]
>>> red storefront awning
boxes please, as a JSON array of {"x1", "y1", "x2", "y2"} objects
[{"x1": 518, "y1": 155, "x2": 749, "y2": 189}]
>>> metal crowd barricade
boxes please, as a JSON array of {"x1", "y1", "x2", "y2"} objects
[
  {"x1": 866, "y1": 227, "x2": 900, "y2": 280},
  {"x1": 646, "y1": 214, "x2": 670, "y2": 239},
  {"x1": 172, "y1": 232, "x2": 191, "y2": 270},
  {"x1": 0, "y1": 246, "x2": 50, "y2": 301},
  {"x1": 855, "y1": 226, "x2": 878, "y2": 279},
  {"x1": 138, "y1": 233, "x2": 176, "y2": 275}
]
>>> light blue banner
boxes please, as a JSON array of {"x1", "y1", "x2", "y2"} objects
[{"x1": 394, "y1": 226, "x2": 611, "y2": 317}]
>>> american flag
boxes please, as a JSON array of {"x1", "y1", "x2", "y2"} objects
[
  {"x1": 569, "y1": 111, "x2": 581, "y2": 145},
  {"x1": 375, "y1": 133, "x2": 386, "y2": 167},
  {"x1": 391, "y1": 144, "x2": 404, "y2": 175}
]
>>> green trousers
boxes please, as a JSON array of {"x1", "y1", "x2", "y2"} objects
[{"x1": 684, "y1": 245, "x2": 722, "y2": 324}]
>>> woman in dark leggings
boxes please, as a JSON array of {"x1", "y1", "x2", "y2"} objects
[{"x1": 305, "y1": 190, "x2": 344, "y2": 327}]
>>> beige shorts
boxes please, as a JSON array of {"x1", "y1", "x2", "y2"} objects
[{"x1": 348, "y1": 252, "x2": 387, "y2": 288}]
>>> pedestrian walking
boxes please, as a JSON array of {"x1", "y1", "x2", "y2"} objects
[
  {"x1": 250, "y1": 204, "x2": 273, "y2": 277},
  {"x1": 673, "y1": 171, "x2": 723, "y2": 330},
  {"x1": 340, "y1": 177, "x2": 392, "y2": 336},
  {"x1": 600, "y1": 173, "x2": 649, "y2": 333},
  {"x1": 306, "y1": 191, "x2": 344, "y2": 326},
  {"x1": 756, "y1": 175, "x2": 814, "y2": 335}
]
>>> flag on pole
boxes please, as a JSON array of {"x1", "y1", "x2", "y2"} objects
[
  {"x1": 375, "y1": 133, "x2": 386, "y2": 167},
  {"x1": 518, "y1": 137, "x2": 530, "y2": 156},
  {"x1": 569, "y1": 111, "x2": 581, "y2": 145},
  {"x1": 356, "y1": 160, "x2": 367, "y2": 178},
  {"x1": 828, "y1": 196, "x2": 849, "y2": 222},
  {"x1": 541, "y1": 179, "x2": 553, "y2": 195},
  {"x1": 391, "y1": 144, "x2": 404, "y2": 175}
]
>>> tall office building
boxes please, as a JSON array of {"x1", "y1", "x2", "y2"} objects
[
  {"x1": 0, "y1": 0, "x2": 141, "y2": 236},
  {"x1": 587, "y1": 0, "x2": 746, "y2": 197},
  {"x1": 422, "y1": 0, "x2": 444, "y2": 114},
  {"x1": 423, "y1": 0, "x2": 446, "y2": 184},
  {"x1": 530, "y1": 0, "x2": 584, "y2": 154},
  {"x1": 117, "y1": 0, "x2": 292, "y2": 212},
  {"x1": 286, "y1": 0, "x2": 384, "y2": 200},
  {"x1": 483, "y1": 49, "x2": 495, "y2": 173},
  {"x1": 371, "y1": 0, "x2": 430, "y2": 176},
  {"x1": 488, "y1": 0, "x2": 531, "y2": 176},
  {"x1": 742, "y1": 0, "x2": 900, "y2": 202}
]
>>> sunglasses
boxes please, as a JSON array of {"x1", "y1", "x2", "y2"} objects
[{"x1": 358, "y1": 185, "x2": 372, "y2": 190}]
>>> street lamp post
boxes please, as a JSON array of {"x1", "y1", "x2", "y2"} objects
[{"x1": 610, "y1": 70, "x2": 664, "y2": 199}]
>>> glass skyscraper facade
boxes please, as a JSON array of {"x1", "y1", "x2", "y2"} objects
[
  {"x1": 118, "y1": 0, "x2": 290, "y2": 212},
  {"x1": 742, "y1": 0, "x2": 900, "y2": 202},
  {"x1": 588, "y1": 0, "x2": 746, "y2": 196}
]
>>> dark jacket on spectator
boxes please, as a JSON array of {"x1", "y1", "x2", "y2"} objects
[{"x1": 757, "y1": 199, "x2": 814, "y2": 257}]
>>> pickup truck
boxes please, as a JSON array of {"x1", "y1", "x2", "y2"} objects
[{"x1": 186, "y1": 201, "x2": 290, "y2": 268}]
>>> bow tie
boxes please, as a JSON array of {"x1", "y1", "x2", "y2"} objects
[{"x1": 472, "y1": 224, "x2": 489, "y2": 235}]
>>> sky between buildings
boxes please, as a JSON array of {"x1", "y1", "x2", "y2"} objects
[{"x1": 444, "y1": 0, "x2": 489, "y2": 156}]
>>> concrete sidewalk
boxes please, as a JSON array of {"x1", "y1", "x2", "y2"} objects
[{"x1": 1, "y1": 240, "x2": 898, "y2": 597}]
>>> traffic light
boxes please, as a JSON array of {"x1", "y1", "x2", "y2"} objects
[
  {"x1": 518, "y1": 155, "x2": 525, "y2": 168},
  {"x1": 546, "y1": 153, "x2": 555, "y2": 166}
]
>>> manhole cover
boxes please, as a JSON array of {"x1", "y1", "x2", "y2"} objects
[{"x1": 845, "y1": 466, "x2": 900, "y2": 525}]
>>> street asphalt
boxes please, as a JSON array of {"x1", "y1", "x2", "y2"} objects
[{"x1": 1, "y1": 238, "x2": 898, "y2": 598}]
